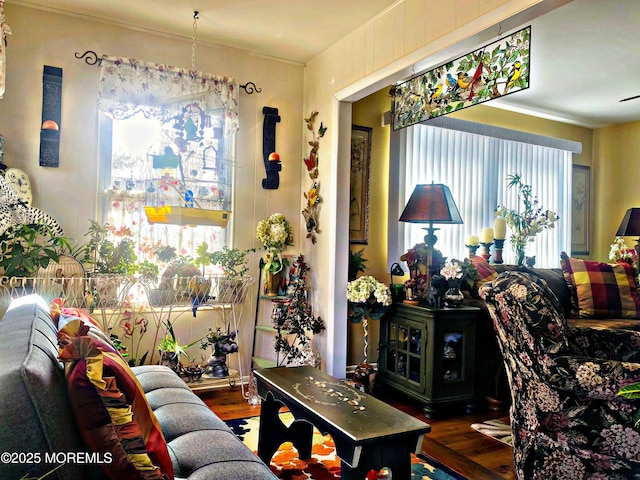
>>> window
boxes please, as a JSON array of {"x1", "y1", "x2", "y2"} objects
[
  {"x1": 96, "y1": 54, "x2": 239, "y2": 267},
  {"x1": 388, "y1": 118, "x2": 580, "y2": 268},
  {"x1": 100, "y1": 109, "x2": 232, "y2": 264}
]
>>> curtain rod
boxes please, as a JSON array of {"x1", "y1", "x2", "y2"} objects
[{"x1": 74, "y1": 50, "x2": 261, "y2": 94}]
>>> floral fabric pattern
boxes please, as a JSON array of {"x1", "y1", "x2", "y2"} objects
[
  {"x1": 480, "y1": 271, "x2": 640, "y2": 479},
  {"x1": 98, "y1": 54, "x2": 239, "y2": 134}
]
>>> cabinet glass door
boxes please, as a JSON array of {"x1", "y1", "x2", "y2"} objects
[
  {"x1": 442, "y1": 332, "x2": 464, "y2": 382},
  {"x1": 385, "y1": 318, "x2": 425, "y2": 392}
]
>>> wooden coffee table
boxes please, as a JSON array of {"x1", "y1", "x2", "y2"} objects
[{"x1": 253, "y1": 366, "x2": 431, "y2": 480}]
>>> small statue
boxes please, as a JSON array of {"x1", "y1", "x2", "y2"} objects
[
  {"x1": 207, "y1": 332, "x2": 238, "y2": 377},
  {"x1": 353, "y1": 363, "x2": 377, "y2": 393},
  {"x1": 428, "y1": 274, "x2": 448, "y2": 307}
]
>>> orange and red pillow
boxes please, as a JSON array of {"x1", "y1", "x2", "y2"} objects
[
  {"x1": 472, "y1": 255, "x2": 498, "y2": 288},
  {"x1": 560, "y1": 252, "x2": 640, "y2": 319},
  {"x1": 58, "y1": 324, "x2": 173, "y2": 480}
]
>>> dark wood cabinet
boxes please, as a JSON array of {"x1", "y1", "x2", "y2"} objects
[{"x1": 378, "y1": 303, "x2": 479, "y2": 418}]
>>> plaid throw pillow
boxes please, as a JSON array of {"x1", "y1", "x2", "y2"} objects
[{"x1": 561, "y1": 253, "x2": 640, "y2": 319}]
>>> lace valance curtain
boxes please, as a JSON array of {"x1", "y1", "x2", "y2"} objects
[{"x1": 97, "y1": 54, "x2": 239, "y2": 134}]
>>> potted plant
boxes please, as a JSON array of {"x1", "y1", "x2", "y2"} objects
[
  {"x1": 157, "y1": 320, "x2": 203, "y2": 373},
  {"x1": 84, "y1": 220, "x2": 138, "y2": 275},
  {"x1": 0, "y1": 222, "x2": 72, "y2": 279},
  {"x1": 210, "y1": 246, "x2": 255, "y2": 303},
  {"x1": 83, "y1": 220, "x2": 138, "y2": 307},
  {"x1": 0, "y1": 222, "x2": 76, "y2": 302},
  {"x1": 158, "y1": 254, "x2": 200, "y2": 301},
  {"x1": 189, "y1": 242, "x2": 212, "y2": 301}
]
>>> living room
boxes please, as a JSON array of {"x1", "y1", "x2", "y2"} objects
[
  {"x1": 1, "y1": 0, "x2": 640, "y2": 479},
  {"x1": 3, "y1": 0, "x2": 640, "y2": 375}
]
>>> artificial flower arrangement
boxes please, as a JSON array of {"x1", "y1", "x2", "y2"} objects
[
  {"x1": 440, "y1": 261, "x2": 463, "y2": 286},
  {"x1": 495, "y1": 173, "x2": 558, "y2": 265},
  {"x1": 609, "y1": 237, "x2": 637, "y2": 265},
  {"x1": 346, "y1": 275, "x2": 392, "y2": 364},
  {"x1": 441, "y1": 258, "x2": 477, "y2": 288},
  {"x1": 400, "y1": 244, "x2": 446, "y2": 300},
  {"x1": 346, "y1": 275, "x2": 392, "y2": 323},
  {"x1": 255, "y1": 213, "x2": 294, "y2": 273}
]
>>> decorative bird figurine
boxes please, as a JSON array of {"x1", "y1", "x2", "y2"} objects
[{"x1": 504, "y1": 61, "x2": 522, "y2": 94}]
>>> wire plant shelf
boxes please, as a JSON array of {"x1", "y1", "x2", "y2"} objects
[{"x1": 0, "y1": 274, "x2": 255, "y2": 395}]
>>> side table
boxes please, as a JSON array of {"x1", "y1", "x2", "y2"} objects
[{"x1": 378, "y1": 303, "x2": 479, "y2": 418}]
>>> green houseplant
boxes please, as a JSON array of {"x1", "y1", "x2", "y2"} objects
[
  {"x1": 84, "y1": 220, "x2": 138, "y2": 275},
  {"x1": 210, "y1": 246, "x2": 255, "y2": 279},
  {"x1": 0, "y1": 222, "x2": 72, "y2": 278},
  {"x1": 210, "y1": 246, "x2": 255, "y2": 303},
  {"x1": 157, "y1": 319, "x2": 205, "y2": 372}
]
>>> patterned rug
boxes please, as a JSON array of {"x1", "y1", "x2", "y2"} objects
[
  {"x1": 225, "y1": 413, "x2": 466, "y2": 480},
  {"x1": 470, "y1": 418, "x2": 513, "y2": 446}
]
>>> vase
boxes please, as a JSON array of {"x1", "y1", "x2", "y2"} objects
[
  {"x1": 515, "y1": 246, "x2": 526, "y2": 266},
  {"x1": 444, "y1": 283, "x2": 464, "y2": 308},
  {"x1": 264, "y1": 270, "x2": 282, "y2": 296}
]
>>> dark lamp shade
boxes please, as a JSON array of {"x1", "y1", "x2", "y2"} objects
[
  {"x1": 616, "y1": 208, "x2": 640, "y2": 236},
  {"x1": 399, "y1": 184, "x2": 463, "y2": 224}
]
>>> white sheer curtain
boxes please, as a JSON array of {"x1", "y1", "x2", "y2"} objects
[
  {"x1": 388, "y1": 121, "x2": 574, "y2": 268},
  {"x1": 96, "y1": 55, "x2": 238, "y2": 263}
]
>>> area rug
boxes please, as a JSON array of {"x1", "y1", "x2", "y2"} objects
[
  {"x1": 470, "y1": 418, "x2": 513, "y2": 447},
  {"x1": 225, "y1": 412, "x2": 466, "y2": 480}
]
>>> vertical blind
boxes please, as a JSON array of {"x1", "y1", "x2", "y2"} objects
[{"x1": 388, "y1": 121, "x2": 574, "y2": 268}]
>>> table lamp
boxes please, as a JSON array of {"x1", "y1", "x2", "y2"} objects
[
  {"x1": 399, "y1": 183, "x2": 463, "y2": 298},
  {"x1": 616, "y1": 208, "x2": 640, "y2": 257}
]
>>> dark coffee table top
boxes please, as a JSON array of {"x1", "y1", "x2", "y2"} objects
[{"x1": 253, "y1": 366, "x2": 430, "y2": 443}]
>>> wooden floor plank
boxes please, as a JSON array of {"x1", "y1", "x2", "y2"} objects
[{"x1": 197, "y1": 385, "x2": 515, "y2": 480}]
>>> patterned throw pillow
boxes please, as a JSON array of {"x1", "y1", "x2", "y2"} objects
[
  {"x1": 58, "y1": 332, "x2": 173, "y2": 480},
  {"x1": 560, "y1": 253, "x2": 640, "y2": 319},
  {"x1": 472, "y1": 255, "x2": 498, "y2": 288}
]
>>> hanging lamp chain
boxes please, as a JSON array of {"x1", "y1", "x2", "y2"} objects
[{"x1": 191, "y1": 11, "x2": 199, "y2": 70}]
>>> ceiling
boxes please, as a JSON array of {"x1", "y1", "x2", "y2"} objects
[{"x1": 8, "y1": 0, "x2": 640, "y2": 128}]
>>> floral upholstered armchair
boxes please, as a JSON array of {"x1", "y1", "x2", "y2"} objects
[{"x1": 479, "y1": 271, "x2": 640, "y2": 479}]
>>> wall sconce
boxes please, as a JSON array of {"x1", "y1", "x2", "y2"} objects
[
  {"x1": 263, "y1": 152, "x2": 281, "y2": 189},
  {"x1": 262, "y1": 106, "x2": 281, "y2": 189}
]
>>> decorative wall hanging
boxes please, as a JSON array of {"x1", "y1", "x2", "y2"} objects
[
  {"x1": 261, "y1": 106, "x2": 281, "y2": 189},
  {"x1": 301, "y1": 111, "x2": 326, "y2": 244},
  {"x1": 0, "y1": 0, "x2": 10, "y2": 99},
  {"x1": 392, "y1": 25, "x2": 531, "y2": 130},
  {"x1": 349, "y1": 125, "x2": 372, "y2": 244},
  {"x1": 571, "y1": 165, "x2": 590, "y2": 255},
  {"x1": 39, "y1": 65, "x2": 62, "y2": 167}
]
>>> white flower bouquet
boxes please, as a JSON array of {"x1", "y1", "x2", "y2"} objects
[{"x1": 346, "y1": 275, "x2": 391, "y2": 323}]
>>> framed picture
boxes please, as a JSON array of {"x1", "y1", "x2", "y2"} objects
[
  {"x1": 349, "y1": 125, "x2": 372, "y2": 244},
  {"x1": 571, "y1": 165, "x2": 590, "y2": 255}
]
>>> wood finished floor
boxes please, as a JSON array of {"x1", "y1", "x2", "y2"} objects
[{"x1": 198, "y1": 385, "x2": 515, "y2": 480}]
